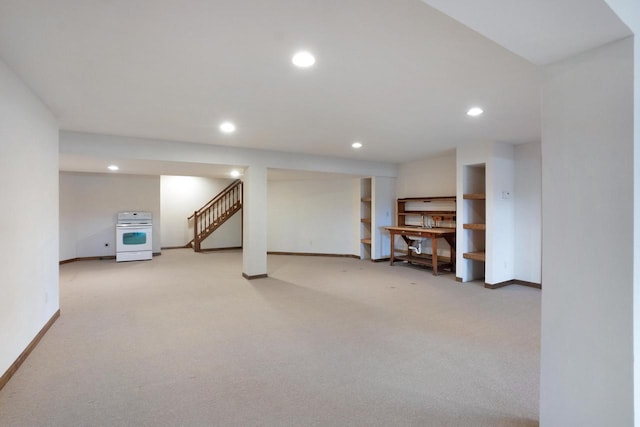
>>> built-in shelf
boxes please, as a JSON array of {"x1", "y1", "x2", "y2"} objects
[
  {"x1": 360, "y1": 178, "x2": 372, "y2": 259},
  {"x1": 463, "y1": 223, "x2": 486, "y2": 230},
  {"x1": 399, "y1": 196, "x2": 457, "y2": 202},
  {"x1": 461, "y1": 164, "x2": 486, "y2": 281},
  {"x1": 463, "y1": 193, "x2": 486, "y2": 200},
  {"x1": 398, "y1": 211, "x2": 455, "y2": 216},
  {"x1": 463, "y1": 251, "x2": 486, "y2": 262},
  {"x1": 397, "y1": 197, "x2": 457, "y2": 228}
]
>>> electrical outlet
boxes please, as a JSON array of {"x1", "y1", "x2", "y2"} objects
[{"x1": 501, "y1": 191, "x2": 511, "y2": 199}]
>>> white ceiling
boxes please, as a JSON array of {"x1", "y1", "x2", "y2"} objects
[
  {"x1": 0, "y1": 0, "x2": 630, "y2": 175},
  {"x1": 422, "y1": 0, "x2": 631, "y2": 65}
]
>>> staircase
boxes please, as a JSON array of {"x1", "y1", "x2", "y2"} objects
[{"x1": 188, "y1": 179, "x2": 242, "y2": 252}]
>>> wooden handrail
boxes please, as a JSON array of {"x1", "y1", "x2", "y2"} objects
[
  {"x1": 188, "y1": 180, "x2": 243, "y2": 252},
  {"x1": 188, "y1": 179, "x2": 241, "y2": 220}
]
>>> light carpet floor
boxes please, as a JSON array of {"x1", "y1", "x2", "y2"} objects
[{"x1": 0, "y1": 249, "x2": 540, "y2": 426}]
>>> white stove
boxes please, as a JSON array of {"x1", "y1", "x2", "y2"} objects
[{"x1": 116, "y1": 211, "x2": 153, "y2": 262}]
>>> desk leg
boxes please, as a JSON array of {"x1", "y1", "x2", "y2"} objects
[
  {"x1": 443, "y1": 235, "x2": 456, "y2": 273},
  {"x1": 389, "y1": 233, "x2": 395, "y2": 265},
  {"x1": 432, "y1": 237, "x2": 438, "y2": 275}
]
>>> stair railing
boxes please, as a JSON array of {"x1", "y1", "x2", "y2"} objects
[{"x1": 188, "y1": 179, "x2": 242, "y2": 251}]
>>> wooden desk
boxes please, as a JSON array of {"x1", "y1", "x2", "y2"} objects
[{"x1": 385, "y1": 226, "x2": 456, "y2": 275}]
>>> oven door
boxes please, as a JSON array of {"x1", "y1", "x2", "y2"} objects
[{"x1": 116, "y1": 225, "x2": 153, "y2": 253}]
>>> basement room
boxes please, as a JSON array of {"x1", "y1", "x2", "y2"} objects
[{"x1": 1, "y1": 1, "x2": 637, "y2": 426}]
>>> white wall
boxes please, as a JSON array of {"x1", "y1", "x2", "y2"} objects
[
  {"x1": 268, "y1": 178, "x2": 359, "y2": 256},
  {"x1": 600, "y1": 4, "x2": 640, "y2": 425},
  {"x1": 59, "y1": 172, "x2": 161, "y2": 260},
  {"x1": 514, "y1": 142, "x2": 541, "y2": 284},
  {"x1": 0, "y1": 58, "x2": 59, "y2": 376},
  {"x1": 540, "y1": 37, "x2": 634, "y2": 426},
  {"x1": 59, "y1": 173, "x2": 77, "y2": 262},
  {"x1": 160, "y1": 176, "x2": 241, "y2": 249},
  {"x1": 371, "y1": 177, "x2": 396, "y2": 260},
  {"x1": 486, "y1": 142, "x2": 515, "y2": 284},
  {"x1": 396, "y1": 151, "x2": 456, "y2": 198}
]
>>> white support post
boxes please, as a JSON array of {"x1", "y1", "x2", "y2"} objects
[{"x1": 242, "y1": 164, "x2": 268, "y2": 279}]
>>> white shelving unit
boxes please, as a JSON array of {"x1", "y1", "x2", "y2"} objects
[
  {"x1": 461, "y1": 165, "x2": 486, "y2": 281},
  {"x1": 360, "y1": 178, "x2": 372, "y2": 259},
  {"x1": 456, "y1": 142, "x2": 514, "y2": 287},
  {"x1": 359, "y1": 177, "x2": 395, "y2": 261}
]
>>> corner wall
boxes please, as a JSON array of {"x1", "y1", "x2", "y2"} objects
[
  {"x1": 485, "y1": 142, "x2": 515, "y2": 284},
  {"x1": 514, "y1": 142, "x2": 541, "y2": 284},
  {"x1": 0, "y1": 59, "x2": 59, "y2": 376},
  {"x1": 371, "y1": 177, "x2": 396, "y2": 260},
  {"x1": 540, "y1": 37, "x2": 634, "y2": 426},
  {"x1": 268, "y1": 178, "x2": 359, "y2": 256},
  {"x1": 59, "y1": 172, "x2": 161, "y2": 260}
]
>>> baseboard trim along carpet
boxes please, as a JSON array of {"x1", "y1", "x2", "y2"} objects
[
  {"x1": 455, "y1": 277, "x2": 541, "y2": 289},
  {"x1": 268, "y1": 252, "x2": 360, "y2": 259},
  {"x1": 60, "y1": 256, "x2": 115, "y2": 264},
  {"x1": 161, "y1": 246, "x2": 242, "y2": 252},
  {"x1": 485, "y1": 279, "x2": 542, "y2": 290},
  {"x1": 242, "y1": 273, "x2": 268, "y2": 280},
  {"x1": 199, "y1": 246, "x2": 243, "y2": 253},
  {"x1": 0, "y1": 309, "x2": 61, "y2": 392},
  {"x1": 59, "y1": 253, "x2": 162, "y2": 265}
]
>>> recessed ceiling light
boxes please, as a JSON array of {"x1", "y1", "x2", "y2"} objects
[
  {"x1": 219, "y1": 121, "x2": 236, "y2": 133},
  {"x1": 467, "y1": 107, "x2": 484, "y2": 117},
  {"x1": 230, "y1": 170, "x2": 241, "y2": 178},
  {"x1": 107, "y1": 165, "x2": 119, "y2": 171},
  {"x1": 352, "y1": 142, "x2": 363, "y2": 149},
  {"x1": 292, "y1": 51, "x2": 316, "y2": 68}
]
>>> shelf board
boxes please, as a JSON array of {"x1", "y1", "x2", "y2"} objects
[
  {"x1": 463, "y1": 223, "x2": 486, "y2": 230},
  {"x1": 398, "y1": 211, "x2": 456, "y2": 216},
  {"x1": 393, "y1": 254, "x2": 452, "y2": 267},
  {"x1": 398, "y1": 196, "x2": 456, "y2": 203},
  {"x1": 463, "y1": 193, "x2": 486, "y2": 200},
  {"x1": 463, "y1": 251, "x2": 486, "y2": 262},
  {"x1": 361, "y1": 197, "x2": 372, "y2": 202},
  {"x1": 361, "y1": 218, "x2": 371, "y2": 224},
  {"x1": 361, "y1": 238, "x2": 372, "y2": 245}
]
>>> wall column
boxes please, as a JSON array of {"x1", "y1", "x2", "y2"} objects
[
  {"x1": 634, "y1": 33, "x2": 640, "y2": 427},
  {"x1": 242, "y1": 164, "x2": 268, "y2": 279},
  {"x1": 539, "y1": 37, "x2": 634, "y2": 426}
]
